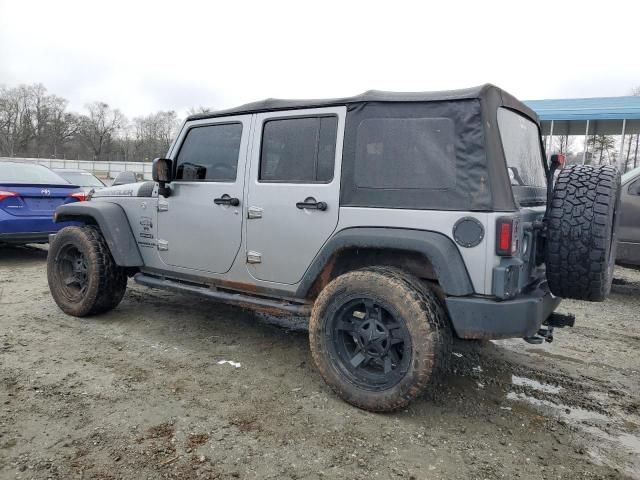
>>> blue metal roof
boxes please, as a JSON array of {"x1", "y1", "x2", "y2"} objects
[{"x1": 525, "y1": 96, "x2": 640, "y2": 121}]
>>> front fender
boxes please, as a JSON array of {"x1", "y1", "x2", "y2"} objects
[{"x1": 54, "y1": 202, "x2": 143, "y2": 267}]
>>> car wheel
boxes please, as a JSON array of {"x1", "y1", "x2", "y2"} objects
[
  {"x1": 309, "y1": 266, "x2": 451, "y2": 412},
  {"x1": 546, "y1": 164, "x2": 621, "y2": 301},
  {"x1": 47, "y1": 226, "x2": 127, "y2": 316}
]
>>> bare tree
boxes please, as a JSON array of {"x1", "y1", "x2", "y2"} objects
[
  {"x1": 47, "y1": 96, "x2": 79, "y2": 158},
  {"x1": 78, "y1": 102, "x2": 126, "y2": 160},
  {"x1": 0, "y1": 82, "x2": 182, "y2": 161},
  {"x1": 0, "y1": 84, "x2": 36, "y2": 156},
  {"x1": 186, "y1": 106, "x2": 213, "y2": 115},
  {"x1": 552, "y1": 135, "x2": 573, "y2": 154}
]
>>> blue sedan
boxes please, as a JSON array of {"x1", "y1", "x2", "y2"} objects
[{"x1": 0, "y1": 162, "x2": 86, "y2": 244}]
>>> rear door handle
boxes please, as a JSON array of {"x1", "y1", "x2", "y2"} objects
[
  {"x1": 296, "y1": 198, "x2": 327, "y2": 211},
  {"x1": 214, "y1": 195, "x2": 240, "y2": 207}
]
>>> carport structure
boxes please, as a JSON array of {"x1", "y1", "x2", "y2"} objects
[{"x1": 525, "y1": 95, "x2": 640, "y2": 169}]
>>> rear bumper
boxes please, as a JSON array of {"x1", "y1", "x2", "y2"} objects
[{"x1": 445, "y1": 280, "x2": 561, "y2": 340}]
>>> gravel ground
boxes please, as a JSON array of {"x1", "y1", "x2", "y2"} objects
[{"x1": 0, "y1": 244, "x2": 639, "y2": 480}]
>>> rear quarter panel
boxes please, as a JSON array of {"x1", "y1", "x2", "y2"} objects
[{"x1": 336, "y1": 208, "x2": 491, "y2": 294}]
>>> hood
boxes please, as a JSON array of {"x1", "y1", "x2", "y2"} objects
[{"x1": 90, "y1": 181, "x2": 156, "y2": 198}]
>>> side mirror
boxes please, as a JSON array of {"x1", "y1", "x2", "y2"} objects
[{"x1": 152, "y1": 158, "x2": 173, "y2": 197}]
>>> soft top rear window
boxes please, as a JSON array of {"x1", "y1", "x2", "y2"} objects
[{"x1": 497, "y1": 108, "x2": 547, "y2": 206}]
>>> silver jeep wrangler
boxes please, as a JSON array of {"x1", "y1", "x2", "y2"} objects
[{"x1": 47, "y1": 85, "x2": 621, "y2": 411}]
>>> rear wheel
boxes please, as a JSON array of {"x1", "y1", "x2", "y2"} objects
[
  {"x1": 47, "y1": 226, "x2": 127, "y2": 316},
  {"x1": 546, "y1": 165, "x2": 621, "y2": 301},
  {"x1": 309, "y1": 267, "x2": 451, "y2": 412}
]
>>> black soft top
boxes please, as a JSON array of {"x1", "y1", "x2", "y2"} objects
[{"x1": 186, "y1": 84, "x2": 538, "y2": 124}]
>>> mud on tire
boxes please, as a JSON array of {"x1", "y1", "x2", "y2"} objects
[
  {"x1": 546, "y1": 164, "x2": 621, "y2": 301},
  {"x1": 309, "y1": 266, "x2": 452, "y2": 412},
  {"x1": 47, "y1": 226, "x2": 128, "y2": 316}
]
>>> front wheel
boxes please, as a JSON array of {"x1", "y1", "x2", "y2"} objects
[
  {"x1": 47, "y1": 226, "x2": 128, "y2": 316},
  {"x1": 309, "y1": 267, "x2": 451, "y2": 412}
]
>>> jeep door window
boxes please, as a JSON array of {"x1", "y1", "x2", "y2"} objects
[
  {"x1": 497, "y1": 108, "x2": 547, "y2": 205},
  {"x1": 175, "y1": 123, "x2": 243, "y2": 181},
  {"x1": 354, "y1": 117, "x2": 456, "y2": 189},
  {"x1": 259, "y1": 116, "x2": 337, "y2": 182}
]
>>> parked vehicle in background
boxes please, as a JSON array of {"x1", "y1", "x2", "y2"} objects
[
  {"x1": 46, "y1": 85, "x2": 621, "y2": 412},
  {"x1": 111, "y1": 171, "x2": 140, "y2": 186},
  {"x1": 0, "y1": 162, "x2": 86, "y2": 244},
  {"x1": 53, "y1": 169, "x2": 106, "y2": 193},
  {"x1": 616, "y1": 166, "x2": 640, "y2": 268}
]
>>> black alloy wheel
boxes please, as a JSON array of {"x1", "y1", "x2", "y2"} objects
[
  {"x1": 329, "y1": 297, "x2": 411, "y2": 391},
  {"x1": 55, "y1": 244, "x2": 89, "y2": 302},
  {"x1": 309, "y1": 266, "x2": 452, "y2": 412}
]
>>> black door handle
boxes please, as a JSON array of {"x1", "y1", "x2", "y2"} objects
[
  {"x1": 214, "y1": 195, "x2": 240, "y2": 206},
  {"x1": 296, "y1": 199, "x2": 327, "y2": 211}
]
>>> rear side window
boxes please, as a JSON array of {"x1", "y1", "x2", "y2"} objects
[
  {"x1": 175, "y1": 123, "x2": 243, "y2": 181},
  {"x1": 354, "y1": 117, "x2": 456, "y2": 189},
  {"x1": 260, "y1": 116, "x2": 338, "y2": 183}
]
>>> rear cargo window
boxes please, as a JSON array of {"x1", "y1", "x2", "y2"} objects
[
  {"x1": 354, "y1": 117, "x2": 456, "y2": 190},
  {"x1": 497, "y1": 108, "x2": 547, "y2": 204},
  {"x1": 175, "y1": 123, "x2": 243, "y2": 182}
]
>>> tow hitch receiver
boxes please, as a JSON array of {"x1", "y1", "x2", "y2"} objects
[
  {"x1": 524, "y1": 312, "x2": 576, "y2": 344},
  {"x1": 524, "y1": 326, "x2": 553, "y2": 344},
  {"x1": 545, "y1": 312, "x2": 576, "y2": 328}
]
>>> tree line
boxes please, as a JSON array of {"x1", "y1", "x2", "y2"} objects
[
  {"x1": 3, "y1": 82, "x2": 639, "y2": 171},
  {"x1": 0, "y1": 83, "x2": 192, "y2": 162}
]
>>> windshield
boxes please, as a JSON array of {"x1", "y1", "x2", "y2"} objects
[
  {"x1": 55, "y1": 171, "x2": 105, "y2": 187},
  {"x1": 622, "y1": 166, "x2": 640, "y2": 185},
  {"x1": 0, "y1": 162, "x2": 70, "y2": 184},
  {"x1": 497, "y1": 108, "x2": 547, "y2": 206}
]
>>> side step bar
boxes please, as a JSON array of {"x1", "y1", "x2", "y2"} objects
[{"x1": 134, "y1": 273, "x2": 312, "y2": 316}]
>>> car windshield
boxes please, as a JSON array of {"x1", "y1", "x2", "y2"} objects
[
  {"x1": 497, "y1": 108, "x2": 547, "y2": 206},
  {"x1": 0, "y1": 162, "x2": 70, "y2": 184},
  {"x1": 622, "y1": 166, "x2": 640, "y2": 184},
  {"x1": 56, "y1": 171, "x2": 105, "y2": 187}
]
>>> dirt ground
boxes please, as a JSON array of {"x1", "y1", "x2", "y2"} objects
[{"x1": 1, "y1": 244, "x2": 639, "y2": 480}]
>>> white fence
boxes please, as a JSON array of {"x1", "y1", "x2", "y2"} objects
[{"x1": 0, "y1": 157, "x2": 153, "y2": 180}]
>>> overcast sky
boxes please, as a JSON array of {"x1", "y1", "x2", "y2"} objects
[{"x1": 1, "y1": 0, "x2": 639, "y2": 118}]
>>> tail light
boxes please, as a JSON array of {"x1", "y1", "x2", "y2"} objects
[
  {"x1": 496, "y1": 217, "x2": 519, "y2": 256},
  {"x1": 69, "y1": 192, "x2": 88, "y2": 202},
  {"x1": 0, "y1": 191, "x2": 18, "y2": 202}
]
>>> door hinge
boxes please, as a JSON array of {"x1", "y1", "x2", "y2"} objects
[
  {"x1": 247, "y1": 206, "x2": 263, "y2": 219},
  {"x1": 157, "y1": 200, "x2": 169, "y2": 212},
  {"x1": 157, "y1": 239, "x2": 169, "y2": 251},
  {"x1": 247, "y1": 251, "x2": 262, "y2": 263}
]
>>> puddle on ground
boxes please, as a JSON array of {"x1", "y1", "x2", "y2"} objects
[
  {"x1": 507, "y1": 391, "x2": 640, "y2": 478},
  {"x1": 506, "y1": 392, "x2": 609, "y2": 423},
  {"x1": 511, "y1": 375, "x2": 562, "y2": 394}
]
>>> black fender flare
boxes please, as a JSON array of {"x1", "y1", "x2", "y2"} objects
[
  {"x1": 296, "y1": 227, "x2": 475, "y2": 297},
  {"x1": 54, "y1": 202, "x2": 143, "y2": 267}
]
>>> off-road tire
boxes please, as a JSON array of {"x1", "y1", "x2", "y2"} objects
[
  {"x1": 47, "y1": 226, "x2": 128, "y2": 316},
  {"x1": 309, "y1": 266, "x2": 452, "y2": 412},
  {"x1": 546, "y1": 164, "x2": 621, "y2": 301}
]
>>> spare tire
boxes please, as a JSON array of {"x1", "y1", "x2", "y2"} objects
[{"x1": 546, "y1": 164, "x2": 621, "y2": 301}]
